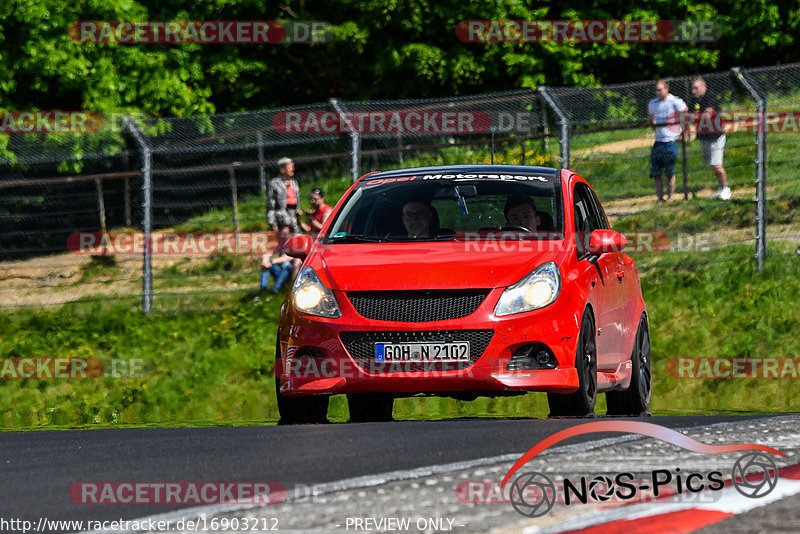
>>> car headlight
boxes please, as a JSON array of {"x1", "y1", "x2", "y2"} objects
[
  {"x1": 494, "y1": 262, "x2": 561, "y2": 316},
  {"x1": 292, "y1": 267, "x2": 341, "y2": 318}
]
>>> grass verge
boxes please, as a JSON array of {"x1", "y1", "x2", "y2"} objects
[{"x1": 1, "y1": 243, "x2": 798, "y2": 429}]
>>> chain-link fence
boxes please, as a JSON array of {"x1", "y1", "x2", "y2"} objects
[
  {"x1": 2, "y1": 64, "x2": 798, "y2": 313},
  {"x1": 552, "y1": 69, "x2": 769, "y2": 265}
]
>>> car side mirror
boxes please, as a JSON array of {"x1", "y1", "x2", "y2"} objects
[
  {"x1": 588, "y1": 229, "x2": 627, "y2": 254},
  {"x1": 284, "y1": 234, "x2": 313, "y2": 259}
]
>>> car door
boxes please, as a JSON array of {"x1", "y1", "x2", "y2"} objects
[
  {"x1": 573, "y1": 183, "x2": 620, "y2": 370},
  {"x1": 585, "y1": 185, "x2": 628, "y2": 365}
]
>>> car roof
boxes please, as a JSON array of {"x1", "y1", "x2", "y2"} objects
[{"x1": 359, "y1": 165, "x2": 561, "y2": 182}]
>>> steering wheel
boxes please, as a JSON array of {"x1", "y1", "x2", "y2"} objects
[{"x1": 499, "y1": 224, "x2": 532, "y2": 232}]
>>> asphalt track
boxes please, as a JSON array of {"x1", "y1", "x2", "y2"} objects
[{"x1": 0, "y1": 414, "x2": 777, "y2": 532}]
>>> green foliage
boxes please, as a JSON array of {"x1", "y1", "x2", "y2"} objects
[{"x1": 2, "y1": 0, "x2": 799, "y2": 120}]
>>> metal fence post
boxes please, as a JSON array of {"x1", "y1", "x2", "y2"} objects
[
  {"x1": 94, "y1": 178, "x2": 107, "y2": 233},
  {"x1": 352, "y1": 129, "x2": 361, "y2": 181},
  {"x1": 330, "y1": 98, "x2": 361, "y2": 182},
  {"x1": 124, "y1": 117, "x2": 154, "y2": 314},
  {"x1": 682, "y1": 78, "x2": 691, "y2": 199},
  {"x1": 396, "y1": 132, "x2": 404, "y2": 165},
  {"x1": 540, "y1": 97, "x2": 549, "y2": 153},
  {"x1": 122, "y1": 151, "x2": 132, "y2": 227},
  {"x1": 538, "y1": 86, "x2": 570, "y2": 168},
  {"x1": 256, "y1": 130, "x2": 266, "y2": 193},
  {"x1": 680, "y1": 132, "x2": 689, "y2": 200},
  {"x1": 732, "y1": 67, "x2": 768, "y2": 272},
  {"x1": 229, "y1": 163, "x2": 241, "y2": 247}
]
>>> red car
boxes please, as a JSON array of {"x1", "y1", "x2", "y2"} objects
[{"x1": 275, "y1": 165, "x2": 650, "y2": 424}]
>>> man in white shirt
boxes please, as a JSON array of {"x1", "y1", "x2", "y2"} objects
[{"x1": 648, "y1": 80, "x2": 688, "y2": 202}]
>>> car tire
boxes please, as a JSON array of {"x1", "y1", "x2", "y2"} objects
[
  {"x1": 606, "y1": 314, "x2": 651, "y2": 416},
  {"x1": 547, "y1": 310, "x2": 597, "y2": 417},
  {"x1": 347, "y1": 393, "x2": 394, "y2": 423},
  {"x1": 275, "y1": 334, "x2": 329, "y2": 425}
]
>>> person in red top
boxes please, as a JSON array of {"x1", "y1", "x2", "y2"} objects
[{"x1": 300, "y1": 188, "x2": 333, "y2": 234}]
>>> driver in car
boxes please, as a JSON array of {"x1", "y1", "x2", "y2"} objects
[
  {"x1": 504, "y1": 196, "x2": 540, "y2": 231},
  {"x1": 402, "y1": 201, "x2": 435, "y2": 238}
]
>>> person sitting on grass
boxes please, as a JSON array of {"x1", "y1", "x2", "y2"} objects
[{"x1": 259, "y1": 225, "x2": 295, "y2": 294}]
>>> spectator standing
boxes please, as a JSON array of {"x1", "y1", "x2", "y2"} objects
[
  {"x1": 691, "y1": 76, "x2": 730, "y2": 200},
  {"x1": 267, "y1": 157, "x2": 302, "y2": 232},
  {"x1": 648, "y1": 80, "x2": 687, "y2": 203}
]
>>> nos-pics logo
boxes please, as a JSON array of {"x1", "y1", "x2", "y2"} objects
[{"x1": 502, "y1": 421, "x2": 784, "y2": 517}]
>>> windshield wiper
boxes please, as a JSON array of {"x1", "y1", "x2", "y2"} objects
[
  {"x1": 326, "y1": 234, "x2": 387, "y2": 243},
  {"x1": 432, "y1": 233, "x2": 461, "y2": 241}
]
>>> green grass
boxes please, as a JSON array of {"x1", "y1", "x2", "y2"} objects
[
  {"x1": 1, "y1": 243, "x2": 798, "y2": 430},
  {"x1": 573, "y1": 135, "x2": 758, "y2": 201},
  {"x1": 0, "y1": 296, "x2": 281, "y2": 428},
  {"x1": 78, "y1": 254, "x2": 119, "y2": 283},
  {"x1": 612, "y1": 197, "x2": 800, "y2": 235},
  {"x1": 637, "y1": 243, "x2": 800, "y2": 413}
]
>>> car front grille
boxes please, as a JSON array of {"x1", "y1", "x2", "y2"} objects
[
  {"x1": 339, "y1": 329, "x2": 494, "y2": 373},
  {"x1": 346, "y1": 289, "x2": 491, "y2": 323}
]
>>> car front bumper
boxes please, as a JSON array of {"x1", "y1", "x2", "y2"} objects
[{"x1": 278, "y1": 288, "x2": 583, "y2": 397}]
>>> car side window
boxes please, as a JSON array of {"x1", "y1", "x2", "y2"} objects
[
  {"x1": 587, "y1": 188, "x2": 610, "y2": 230},
  {"x1": 573, "y1": 184, "x2": 601, "y2": 256}
]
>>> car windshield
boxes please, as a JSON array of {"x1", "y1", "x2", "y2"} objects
[{"x1": 323, "y1": 172, "x2": 564, "y2": 243}]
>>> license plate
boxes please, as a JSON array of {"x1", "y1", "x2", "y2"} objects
[{"x1": 374, "y1": 342, "x2": 470, "y2": 363}]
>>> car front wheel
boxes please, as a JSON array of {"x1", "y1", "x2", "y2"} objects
[
  {"x1": 275, "y1": 334, "x2": 329, "y2": 425},
  {"x1": 606, "y1": 313, "x2": 651, "y2": 416},
  {"x1": 547, "y1": 310, "x2": 597, "y2": 417}
]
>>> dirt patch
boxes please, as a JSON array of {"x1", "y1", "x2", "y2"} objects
[
  {"x1": 0, "y1": 244, "x2": 268, "y2": 308},
  {"x1": 603, "y1": 185, "x2": 760, "y2": 219},
  {"x1": 574, "y1": 136, "x2": 653, "y2": 156}
]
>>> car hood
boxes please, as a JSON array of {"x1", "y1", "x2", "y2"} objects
[{"x1": 308, "y1": 240, "x2": 565, "y2": 291}]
